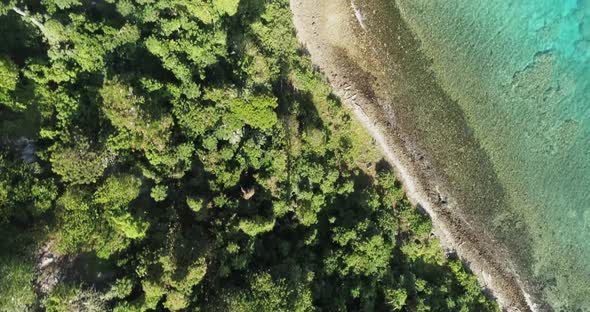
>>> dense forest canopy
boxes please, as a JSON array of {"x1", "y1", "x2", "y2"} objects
[{"x1": 0, "y1": 0, "x2": 498, "y2": 311}]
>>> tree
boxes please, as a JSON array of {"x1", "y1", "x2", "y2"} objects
[
  {"x1": 223, "y1": 272, "x2": 314, "y2": 312},
  {"x1": 0, "y1": 56, "x2": 24, "y2": 111},
  {"x1": 94, "y1": 174, "x2": 149, "y2": 240},
  {"x1": 150, "y1": 184, "x2": 168, "y2": 202},
  {"x1": 230, "y1": 95, "x2": 279, "y2": 130},
  {"x1": 50, "y1": 141, "x2": 107, "y2": 185}
]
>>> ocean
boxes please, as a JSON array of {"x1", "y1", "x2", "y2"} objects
[{"x1": 390, "y1": 0, "x2": 590, "y2": 310}]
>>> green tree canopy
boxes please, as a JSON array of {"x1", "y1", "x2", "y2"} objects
[{"x1": 0, "y1": 1, "x2": 499, "y2": 311}]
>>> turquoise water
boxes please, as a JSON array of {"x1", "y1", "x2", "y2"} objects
[{"x1": 394, "y1": 0, "x2": 590, "y2": 309}]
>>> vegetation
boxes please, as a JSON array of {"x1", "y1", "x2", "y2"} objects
[{"x1": 0, "y1": 0, "x2": 498, "y2": 311}]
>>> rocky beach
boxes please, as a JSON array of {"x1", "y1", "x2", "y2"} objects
[{"x1": 289, "y1": 0, "x2": 540, "y2": 310}]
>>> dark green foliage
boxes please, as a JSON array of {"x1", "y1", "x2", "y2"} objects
[
  {"x1": 0, "y1": 1, "x2": 498, "y2": 311},
  {"x1": 0, "y1": 151, "x2": 57, "y2": 223}
]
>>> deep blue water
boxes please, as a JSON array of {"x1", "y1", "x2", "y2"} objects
[{"x1": 395, "y1": 0, "x2": 590, "y2": 309}]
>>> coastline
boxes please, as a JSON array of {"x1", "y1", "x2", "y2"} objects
[{"x1": 289, "y1": 0, "x2": 536, "y2": 311}]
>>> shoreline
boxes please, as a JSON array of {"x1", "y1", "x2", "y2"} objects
[{"x1": 289, "y1": 0, "x2": 537, "y2": 311}]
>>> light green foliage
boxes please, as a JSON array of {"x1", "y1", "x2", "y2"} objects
[
  {"x1": 94, "y1": 231, "x2": 132, "y2": 259},
  {"x1": 109, "y1": 212, "x2": 149, "y2": 239},
  {"x1": 401, "y1": 236, "x2": 445, "y2": 265},
  {"x1": 99, "y1": 81, "x2": 144, "y2": 130},
  {"x1": 50, "y1": 142, "x2": 107, "y2": 185},
  {"x1": 378, "y1": 171, "x2": 405, "y2": 205},
  {"x1": 136, "y1": 249, "x2": 208, "y2": 311},
  {"x1": 94, "y1": 174, "x2": 141, "y2": 207},
  {"x1": 94, "y1": 174, "x2": 148, "y2": 239},
  {"x1": 104, "y1": 278, "x2": 134, "y2": 300},
  {"x1": 163, "y1": 290, "x2": 189, "y2": 311},
  {"x1": 230, "y1": 95, "x2": 279, "y2": 130},
  {"x1": 328, "y1": 235, "x2": 395, "y2": 277},
  {"x1": 238, "y1": 40, "x2": 279, "y2": 88},
  {"x1": 214, "y1": 0, "x2": 240, "y2": 16},
  {"x1": 140, "y1": 279, "x2": 165, "y2": 310},
  {"x1": 224, "y1": 272, "x2": 314, "y2": 312},
  {"x1": 100, "y1": 80, "x2": 173, "y2": 153},
  {"x1": 176, "y1": 257, "x2": 208, "y2": 292},
  {"x1": 449, "y1": 260, "x2": 499, "y2": 311},
  {"x1": 54, "y1": 205, "x2": 97, "y2": 252},
  {"x1": 0, "y1": 1, "x2": 16, "y2": 15},
  {"x1": 0, "y1": 182, "x2": 7, "y2": 209},
  {"x1": 250, "y1": 2, "x2": 299, "y2": 61},
  {"x1": 385, "y1": 288, "x2": 408, "y2": 310},
  {"x1": 0, "y1": 56, "x2": 24, "y2": 111},
  {"x1": 187, "y1": 196, "x2": 205, "y2": 212},
  {"x1": 30, "y1": 179, "x2": 58, "y2": 215},
  {"x1": 45, "y1": 0, "x2": 82, "y2": 12},
  {"x1": 58, "y1": 186, "x2": 91, "y2": 211},
  {"x1": 0, "y1": 57, "x2": 17, "y2": 89},
  {"x1": 144, "y1": 143, "x2": 194, "y2": 178},
  {"x1": 141, "y1": 1, "x2": 228, "y2": 79},
  {"x1": 150, "y1": 184, "x2": 168, "y2": 202},
  {"x1": 172, "y1": 99, "x2": 217, "y2": 138},
  {"x1": 41, "y1": 16, "x2": 139, "y2": 74},
  {"x1": 55, "y1": 195, "x2": 133, "y2": 257},
  {"x1": 161, "y1": 256, "x2": 207, "y2": 311},
  {"x1": 239, "y1": 216, "x2": 276, "y2": 236}
]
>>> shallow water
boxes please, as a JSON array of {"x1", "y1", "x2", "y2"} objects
[{"x1": 391, "y1": 0, "x2": 590, "y2": 310}]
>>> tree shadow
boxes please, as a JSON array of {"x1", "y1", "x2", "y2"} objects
[
  {"x1": 62, "y1": 253, "x2": 117, "y2": 291},
  {"x1": 320, "y1": 169, "x2": 376, "y2": 229},
  {"x1": 0, "y1": 13, "x2": 47, "y2": 64},
  {"x1": 294, "y1": 90, "x2": 325, "y2": 131},
  {"x1": 276, "y1": 80, "x2": 325, "y2": 132}
]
